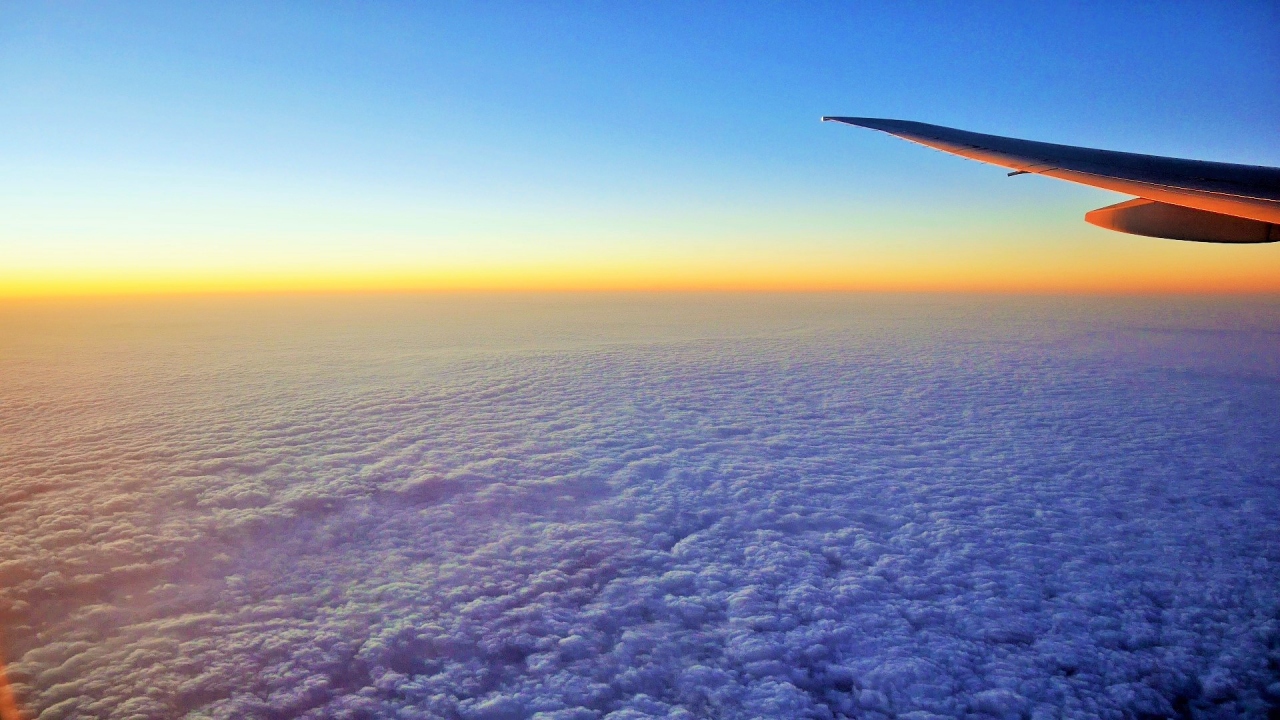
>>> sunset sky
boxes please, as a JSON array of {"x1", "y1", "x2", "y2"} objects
[
  {"x1": 2, "y1": 1, "x2": 1279, "y2": 296},
  {"x1": 6, "y1": 6, "x2": 1280, "y2": 717}
]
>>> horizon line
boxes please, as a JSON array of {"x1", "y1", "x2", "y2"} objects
[{"x1": 4, "y1": 285, "x2": 1280, "y2": 301}]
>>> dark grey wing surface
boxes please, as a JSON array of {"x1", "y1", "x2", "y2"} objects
[{"x1": 823, "y1": 117, "x2": 1280, "y2": 242}]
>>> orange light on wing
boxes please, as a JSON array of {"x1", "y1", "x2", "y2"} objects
[
  {"x1": 0, "y1": 657, "x2": 22, "y2": 720},
  {"x1": 0, "y1": 666, "x2": 20, "y2": 717}
]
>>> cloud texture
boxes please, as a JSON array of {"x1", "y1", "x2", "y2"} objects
[{"x1": 2, "y1": 296, "x2": 1279, "y2": 719}]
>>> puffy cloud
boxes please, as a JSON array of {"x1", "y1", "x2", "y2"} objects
[{"x1": 2, "y1": 297, "x2": 1280, "y2": 719}]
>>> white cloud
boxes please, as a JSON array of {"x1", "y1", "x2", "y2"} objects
[{"x1": 3, "y1": 298, "x2": 1280, "y2": 719}]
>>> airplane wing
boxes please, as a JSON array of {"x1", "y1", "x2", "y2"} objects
[{"x1": 822, "y1": 117, "x2": 1280, "y2": 243}]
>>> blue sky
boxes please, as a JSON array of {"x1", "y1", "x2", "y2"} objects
[{"x1": 2, "y1": 1, "x2": 1278, "y2": 292}]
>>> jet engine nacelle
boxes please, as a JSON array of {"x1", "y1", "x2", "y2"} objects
[{"x1": 1085, "y1": 198, "x2": 1280, "y2": 243}]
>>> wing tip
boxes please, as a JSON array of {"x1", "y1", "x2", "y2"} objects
[{"x1": 821, "y1": 116, "x2": 908, "y2": 132}]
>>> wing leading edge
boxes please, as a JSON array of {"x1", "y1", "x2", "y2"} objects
[{"x1": 822, "y1": 117, "x2": 1280, "y2": 243}]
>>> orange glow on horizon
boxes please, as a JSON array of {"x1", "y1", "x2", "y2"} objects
[
  {"x1": 3, "y1": 261, "x2": 1280, "y2": 299},
  {"x1": 7, "y1": 212, "x2": 1280, "y2": 299}
]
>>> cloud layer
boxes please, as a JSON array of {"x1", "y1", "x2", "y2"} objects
[{"x1": 2, "y1": 296, "x2": 1279, "y2": 719}]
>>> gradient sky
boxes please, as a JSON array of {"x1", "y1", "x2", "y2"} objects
[{"x1": 2, "y1": 1, "x2": 1279, "y2": 295}]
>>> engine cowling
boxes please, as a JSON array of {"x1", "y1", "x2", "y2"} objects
[{"x1": 1085, "y1": 198, "x2": 1280, "y2": 243}]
